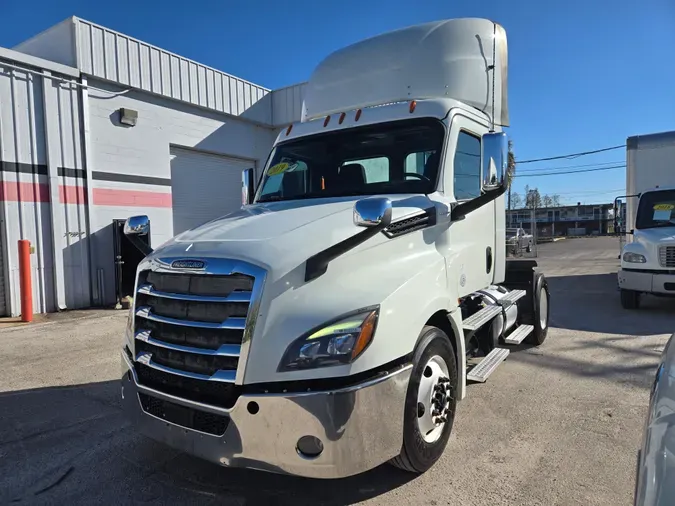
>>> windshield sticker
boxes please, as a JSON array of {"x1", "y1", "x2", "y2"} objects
[
  {"x1": 653, "y1": 209, "x2": 672, "y2": 221},
  {"x1": 653, "y1": 203, "x2": 674, "y2": 211},
  {"x1": 268, "y1": 162, "x2": 289, "y2": 176}
]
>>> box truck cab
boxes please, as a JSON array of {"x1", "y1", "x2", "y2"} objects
[
  {"x1": 120, "y1": 18, "x2": 550, "y2": 478},
  {"x1": 619, "y1": 187, "x2": 675, "y2": 308}
]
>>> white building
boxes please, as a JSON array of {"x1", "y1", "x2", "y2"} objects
[{"x1": 0, "y1": 16, "x2": 305, "y2": 316}]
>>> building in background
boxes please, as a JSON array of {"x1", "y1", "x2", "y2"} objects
[
  {"x1": 507, "y1": 203, "x2": 614, "y2": 237},
  {"x1": 0, "y1": 16, "x2": 306, "y2": 316}
]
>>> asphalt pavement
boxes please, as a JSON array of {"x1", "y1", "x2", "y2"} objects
[{"x1": 1, "y1": 236, "x2": 673, "y2": 505}]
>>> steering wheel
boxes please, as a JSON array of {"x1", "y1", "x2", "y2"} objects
[{"x1": 403, "y1": 172, "x2": 431, "y2": 183}]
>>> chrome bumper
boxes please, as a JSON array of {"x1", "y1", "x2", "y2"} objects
[
  {"x1": 121, "y1": 352, "x2": 411, "y2": 479},
  {"x1": 618, "y1": 269, "x2": 675, "y2": 294}
]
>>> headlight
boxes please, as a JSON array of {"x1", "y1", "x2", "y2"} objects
[
  {"x1": 623, "y1": 252, "x2": 646, "y2": 263},
  {"x1": 278, "y1": 308, "x2": 379, "y2": 371}
]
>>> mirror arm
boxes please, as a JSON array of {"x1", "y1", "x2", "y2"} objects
[
  {"x1": 305, "y1": 223, "x2": 387, "y2": 282},
  {"x1": 451, "y1": 183, "x2": 507, "y2": 221},
  {"x1": 127, "y1": 234, "x2": 153, "y2": 256}
]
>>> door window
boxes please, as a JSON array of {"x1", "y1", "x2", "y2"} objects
[{"x1": 454, "y1": 131, "x2": 481, "y2": 200}]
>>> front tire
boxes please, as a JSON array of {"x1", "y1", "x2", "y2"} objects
[
  {"x1": 620, "y1": 289, "x2": 641, "y2": 309},
  {"x1": 390, "y1": 326, "x2": 457, "y2": 474},
  {"x1": 525, "y1": 274, "x2": 550, "y2": 346}
]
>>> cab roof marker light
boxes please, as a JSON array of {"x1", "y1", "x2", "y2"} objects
[
  {"x1": 409, "y1": 100, "x2": 417, "y2": 113},
  {"x1": 286, "y1": 124, "x2": 293, "y2": 136},
  {"x1": 339, "y1": 112, "x2": 346, "y2": 124},
  {"x1": 355, "y1": 109, "x2": 362, "y2": 121},
  {"x1": 324, "y1": 115, "x2": 330, "y2": 127}
]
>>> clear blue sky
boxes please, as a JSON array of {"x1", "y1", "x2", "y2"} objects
[{"x1": 2, "y1": 0, "x2": 674, "y2": 205}]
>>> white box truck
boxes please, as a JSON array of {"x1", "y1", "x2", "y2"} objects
[
  {"x1": 120, "y1": 18, "x2": 550, "y2": 478},
  {"x1": 618, "y1": 131, "x2": 675, "y2": 309}
]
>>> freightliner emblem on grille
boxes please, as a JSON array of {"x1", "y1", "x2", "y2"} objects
[{"x1": 171, "y1": 259, "x2": 206, "y2": 269}]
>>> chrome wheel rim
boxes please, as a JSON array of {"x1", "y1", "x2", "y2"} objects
[
  {"x1": 416, "y1": 355, "x2": 451, "y2": 444},
  {"x1": 539, "y1": 286, "x2": 548, "y2": 329}
]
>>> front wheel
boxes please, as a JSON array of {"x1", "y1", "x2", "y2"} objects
[
  {"x1": 525, "y1": 273, "x2": 550, "y2": 346},
  {"x1": 390, "y1": 326, "x2": 457, "y2": 474}
]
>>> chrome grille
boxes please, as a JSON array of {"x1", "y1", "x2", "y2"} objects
[
  {"x1": 659, "y1": 246, "x2": 675, "y2": 268},
  {"x1": 132, "y1": 258, "x2": 265, "y2": 405}
]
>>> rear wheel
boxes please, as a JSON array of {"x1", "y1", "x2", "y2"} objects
[
  {"x1": 390, "y1": 326, "x2": 457, "y2": 474},
  {"x1": 620, "y1": 289, "x2": 641, "y2": 309}
]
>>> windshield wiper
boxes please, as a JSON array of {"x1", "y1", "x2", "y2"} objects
[{"x1": 639, "y1": 222, "x2": 675, "y2": 229}]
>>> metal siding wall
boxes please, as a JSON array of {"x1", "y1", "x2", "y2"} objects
[
  {"x1": 270, "y1": 82, "x2": 307, "y2": 126},
  {"x1": 0, "y1": 62, "x2": 54, "y2": 315},
  {"x1": 75, "y1": 19, "x2": 272, "y2": 122},
  {"x1": 51, "y1": 78, "x2": 90, "y2": 310}
]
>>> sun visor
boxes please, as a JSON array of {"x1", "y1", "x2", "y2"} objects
[{"x1": 301, "y1": 18, "x2": 509, "y2": 127}]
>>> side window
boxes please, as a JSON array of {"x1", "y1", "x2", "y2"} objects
[
  {"x1": 343, "y1": 157, "x2": 389, "y2": 183},
  {"x1": 405, "y1": 151, "x2": 435, "y2": 178},
  {"x1": 454, "y1": 131, "x2": 481, "y2": 200}
]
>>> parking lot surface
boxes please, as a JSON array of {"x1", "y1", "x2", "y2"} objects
[{"x1": 1, "y1": 237, "x2": 673, "y2": 505}]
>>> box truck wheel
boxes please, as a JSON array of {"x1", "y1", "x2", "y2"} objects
[
  {"x1": 390, "y1": 326, "x2": 457, "y2": 474},
  {"x1": 524, "y1": 273, "x2": 550, "y2": 346},
  {"x1": 620, "y1": 289, "x2": 641, "y2": 310}
]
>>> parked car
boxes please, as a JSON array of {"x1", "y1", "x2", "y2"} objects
[
  {"x1": 634, "y1": 332, "x2": 675, "y2": 506},
  {"x1": 506, "y1": 227, "x2": 533, "y2": 254}
]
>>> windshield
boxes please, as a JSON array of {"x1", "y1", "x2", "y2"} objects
[
  {"x1": 255, "y1": 119, "x2": 445, "y2": 203},
  {"x1": 506, "y1": 229, "x2": 518, "y2": 237},
  {"x1": 635, "y1": 190, "x2": 675, "y2": 229}
]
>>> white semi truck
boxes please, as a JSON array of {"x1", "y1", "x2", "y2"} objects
[
  {"x1": 120, "y1": 18, "x2": 550, "y2": 478},
  {"x1": 617, "y1": 130, "x2": 675, "y2": 309}
]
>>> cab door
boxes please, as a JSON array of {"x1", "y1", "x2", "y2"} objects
[{"x1": 444, "y1": 114, "x2": 495, "y2": 297}]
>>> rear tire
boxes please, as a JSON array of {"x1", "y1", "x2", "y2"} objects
[
  {"x1": 620, "y1": 289, "x2": 641, "y2": 309},
  {"x1": 525, "y1": 274, "x2": 550, "y2": 346},
  {"x1": 390, "y1": 326, "x2": 457, "y2": 474}
]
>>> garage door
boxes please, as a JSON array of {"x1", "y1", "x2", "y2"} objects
[{"x1": 170, "y1": 147, "x2": 255, "y2": 235}]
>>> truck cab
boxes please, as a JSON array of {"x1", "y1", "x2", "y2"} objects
[
  {"x1": 619, "y1": 187, "x2": 675, "y2": 308},
  {"x1": 119, "y1": 18, "x2": 550, "y2": 479}
]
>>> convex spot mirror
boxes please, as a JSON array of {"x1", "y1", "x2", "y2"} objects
[
  {"x1": 353, "y1": 197, "x2": 393, "y2": 228},
  {"x1": 124, "y1": 215, "x2": 149, "y2": 236}
]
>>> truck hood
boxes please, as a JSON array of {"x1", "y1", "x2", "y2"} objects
[
  {"x1": 152, "y1": 194, "x2": 437, "y2": 279},
  {"x1": 635, "y1": 227, "x2": 675, "y2": 245}
]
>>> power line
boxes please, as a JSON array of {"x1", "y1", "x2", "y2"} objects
[
  {"x1": 518, "y1": 164, "x2": 625, "y2": 177},
  {"x1": 517, "y1": 145, "x2": 626, "y2": 164},
  {"x1": 516, "y1": 160, "x2": 624, "y2": 173}
]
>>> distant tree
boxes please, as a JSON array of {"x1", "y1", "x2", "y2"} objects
[
  {"x1": 511, "y1": 192, "x2": 522, "y2": 209},
  {"x1": 525, "y1": 186, "x2": 542, "y2": 209},
  {"x1": 551, "y1": 194, "x2": 561, "y2": 207},
  {"x1": 542, "y1": 194, "x2": 553, "y2": 207}
]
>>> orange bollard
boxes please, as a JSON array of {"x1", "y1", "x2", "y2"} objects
[{"x1": 18, "y1": 240, "x2": 32, "y2": 322}]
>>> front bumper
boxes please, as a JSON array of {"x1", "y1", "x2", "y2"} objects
[
  {"x1": 121, "y1": 351, "x2": 411, "y2": 479},
  {"x1": 618, "y1": 268, "x2": 675, "y2": 294}
]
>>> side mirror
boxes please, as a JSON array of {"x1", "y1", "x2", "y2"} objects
[
  {"x1": 124, "y1": 215, "x2": 149, "y2": 236},
  {"x1": 242, "y1": 168, "x2": 256, "y2": 206},
  {"x1": 354, "y1": 197, "x2": 393, "y2": 228},
  {"x1": 481, "y1": 131, "x2": 508, "y2": 189}
]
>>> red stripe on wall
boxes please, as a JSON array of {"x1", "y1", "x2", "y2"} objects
[
  {"x1": 0, "y1": 181, "x2": 171, "y2": 208},
  {"x1": 93, "y1": 188, "x2": 172, "y2": 208},
  {"x1": 59, "y1": 185, "x2": 88, "y2": 205},
  {"x1": 0, "y1": 182, "x2": 50, "y2": 202}
]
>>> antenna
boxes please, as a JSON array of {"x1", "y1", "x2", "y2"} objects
[{"x1": 489, "y1": 22, "x2": 497, "y2": 132}]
